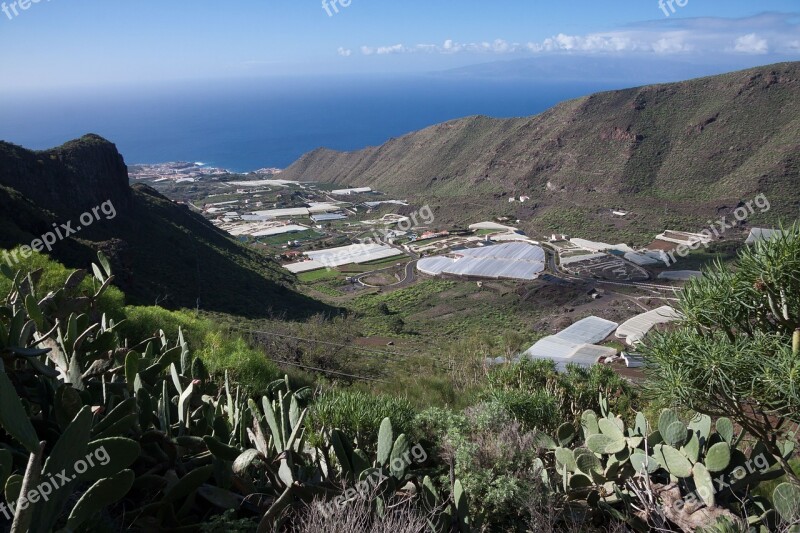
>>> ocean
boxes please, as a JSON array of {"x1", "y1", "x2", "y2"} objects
[{"x1": 0, "y1": 75, "x2": 620, "y2": 172}]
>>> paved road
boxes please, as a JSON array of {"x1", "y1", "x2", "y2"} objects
[{"x1": 354, "y1": 259, "x2": 418, "y2": 288}]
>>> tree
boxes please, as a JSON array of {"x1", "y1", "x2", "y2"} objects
[
  {"x1": 386, "y1": 316, "x2": 405, "y2": 335},
  {"x1": 644, "y1": 224, "x2": 800, "y2": 484}
]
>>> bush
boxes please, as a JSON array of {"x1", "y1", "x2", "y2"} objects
[
  {"x1": 0, "y1": 247, "x2": 126, "y2": 319},
  {"x1": 197, "y1": 331, "x2": 282, "y2": 393},
  {"x1": 117, "y1": 306, "x2": 211, "y2": 347},
  {"x1": 429, "y1": 403, "x2": 548, "y2": 530},
  {"x1": 484, "y1": 388, "x2": 560, "y2": 433},
  {"x1": 486, "y1": 358, "x2": 637, "y2": 431},
  {"x1": 308, "y1": 390, "x2": 416, "y2": 450}
]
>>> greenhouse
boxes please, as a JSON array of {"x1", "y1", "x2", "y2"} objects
[
  {"x1": 305, "y1": 243, "x2": 403, "y2": 267},
  {"x1": 285, "y1": 243, "x2": 403, "y2": 274},
  {"x1": 251, "y1": 224, "x2": 309, "y2": 237},
  {"x1": 416, "y1": 256, "x2": 457, "y2": 276},
  {"x1": 521, "y1": 316, "x2": 619, "y2": 369},
  {"x1": 416, "y1": 242, "x2": 546, "y2": 281},
  {"x1": 616, "y1": 306, "x2": 681, "y2": 346},
  {"x1": 457, "y1": 242, "x2": 545, "y2": 262},
  {"x1": 557, "y1": 316, "x2": 619, "y2": 344},
  {"x1": 624, "y1": 251, "x2": 663, "y2": 266}
]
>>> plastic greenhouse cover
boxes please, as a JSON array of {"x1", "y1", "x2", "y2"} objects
[
  {"x1": 616, "y1": 306, "x2": 681, "y2": 345},
  {"x1": 556, "y1": 316, "x2": 619, "y2": 345}
]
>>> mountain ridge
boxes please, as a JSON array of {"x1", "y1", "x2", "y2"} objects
[
  {"x1": 280, "y1": 62, "x2": 800, "y2": 242},
  {"x1": 0, "y1": 135, "x2": 332, "y2": 318}
]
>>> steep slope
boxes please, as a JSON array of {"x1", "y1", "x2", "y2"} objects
[
  {"x1": 281, "y1": 62, "x2": 800, "y2": 241},
  {"x1": 0, "y1": 135, "x2": 333, "y2": 318}
]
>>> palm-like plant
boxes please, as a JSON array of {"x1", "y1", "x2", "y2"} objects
[{"x1": 644, "y1": 223, "x2": 800, "y2": 486}]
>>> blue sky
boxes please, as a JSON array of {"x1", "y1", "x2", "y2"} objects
[{"x1": 0, "y1": 1, "x2": 798, "y2": 91}]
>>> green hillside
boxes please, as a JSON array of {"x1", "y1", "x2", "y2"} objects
[
  {"x1": 0, "y1": 136, "x2": 333, "y2": 318},
  {"x1": 280, "y1": 62, "x2": 800, "y2": 243}
]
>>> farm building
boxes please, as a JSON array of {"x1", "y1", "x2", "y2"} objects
[
  {"x1": 521, "y1": 316, "x2": 619, "y2": 370},
  {"x1": 745, "y1": 228, "x2": 783, "y2": 244},
  {"x1": 417, "y1": 242, "x2": 545, "y2": 281},
  {"x1": 331, "y1": 187, "x2": 372, "y2": 195},
  {"x1": 615, "y1": 306, "x2": 681, "y2": 346},
  {"x1": 569, "y1": 238, "x2": 635, "y2": 254},
  {"x1": 469, "y1": 221, "x2": 519, "y2": 232},
  {"x1": 251, "y1": 224, "x2": 309, "y2": 237},
  {"x1": 284, "y1": 243, "x2": 403, "y2": 274},
  {"x1": 623, "y1": 252, "x2": 663, "y2": 266},
  {"x1": 311, "y1": 213, "x2": 347, "y2": 223}
]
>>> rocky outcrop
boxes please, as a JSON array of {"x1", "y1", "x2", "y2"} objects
[{"x1": 0, "y1": 134, "x2": 131, "y2": 218}]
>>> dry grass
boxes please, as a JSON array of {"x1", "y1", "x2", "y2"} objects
[{"x1": 291, "y1": 490, "x2": 431, "y2": 533}]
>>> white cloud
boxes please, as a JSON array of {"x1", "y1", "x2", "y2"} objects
[
  {"x1": 376, "y1": 44, "x2": 407, "y2": 55},
  {"x1": 337, "y1": 47, "x2": 352, "y2": 57},
  {"x1": 733, "y1": 33, "x2": 769, "y2": 54},
  {"x1": 345, "y1": 13, "x2": 798, "y2": 59}
]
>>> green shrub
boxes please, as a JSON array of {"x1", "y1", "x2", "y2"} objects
[
  {"x1": 197, "y1": 331, "x2": 282, "y2": 393},
  {"x1": 117, "y1": 305, "x2": 210, "y2": 347},
  {"x1": 429, "y1": 402, "x2": 547, "y2": 530},
  {"x1": 308, "y1": 389, "x2": 416, "y2": 450},
  {"x1": 484, "y1": 388, "x2": 560, "y2": 433},
  {"x1": 0, "y1": 247, "x2": 126, "y2": 319},
  {"x1": 487, "y1": 358, "x2": 638, "y2": 430}
]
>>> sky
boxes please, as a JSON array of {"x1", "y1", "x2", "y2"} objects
[{"x1": 0, "y1": 0, "x2": 798, "y2": 92}]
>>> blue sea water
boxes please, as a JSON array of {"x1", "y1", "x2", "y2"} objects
[{"x1": 0, "y1": 75, "x2": 620, "y2": 172}]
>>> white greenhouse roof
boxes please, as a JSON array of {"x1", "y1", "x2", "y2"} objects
[
  {"x1": 570, "y1": 239, "x2": 635, "y2": 254},
  {"x1": 285, "y1": 261, "x2": 327, "y2": 274},
  {"x1": 522, "y1": 316, "x2": 619, "y2": 370},
  {"x1": 253, "y1": 208, "x2": 311, "y2": 217},
  {"x1": 252, "y1": 203, "x2": 341, "y2": 218},
  {"x1": 524, "y1": 336, "x2": 579, "y2": 360},
  {"x1": 331, "y1": 187, "x2": 372, "y2": 195},
  {"x1": 616, "y1": 306, "x2": 681, "y2": 346},
  {"x1": 624, "y1": 252, "x2": 663, "y2": 266},
  {"x1": 557, "y1": 316, "x2": 619, "y2": 345},
  {"x1": 311, "y1": 213, "x2": 347, "y2": 222},
  {"x1": 364, "y1": 200, "x2": 408, "y2": 207},
  {"x1": 457, "y1": 242, "x2": 545, "y2": 262},
  {"x1": 523, "y1": 338, "x2": 617, "y2": 370},
  {"x1": 416, "y1": 242, "x2": 546, "y2": 281},
  {"x1": 745, "y1": 228, "x2": 783, "y2": 244},
  {"x1": 284, "y1": 244, "x2": 403, "y2": 274},
  {"x1": 229, "y1": 179, "x2": 298, "y2": 187},
  {"x1": 491, "y1": 233, "x2": 535, "y2": 243},
  {"x1": 560, "y1": 253, "x2": 607, "y2": 266},
  {"x1": 443, "y1": 257, "x2": 544, "y2": 280},
  {"x1": 252, "y1": 225, "x2": 308, "y2": 237},
  {"x1": 469, "y1": 221, "x2": 518, "y2": 232},
  {"x1": 642, "y1": 250, "x2": 670, "y2": 265},
  {"x1": 305, "y1": 243, "x2": 403, "y2": 267},
  {"x1": 570, "y1": 344, "x2": 618, "y2": 364},
  {"x1": 417, "y1": 256, "x2": 457, "y2": 276}
]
